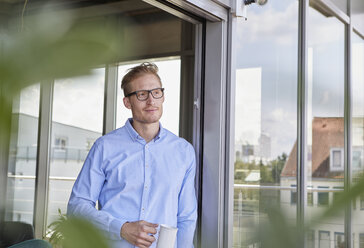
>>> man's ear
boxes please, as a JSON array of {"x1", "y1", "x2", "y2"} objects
[{"x1": 123, "y1": 97, "x2": 131, "y2": 109}]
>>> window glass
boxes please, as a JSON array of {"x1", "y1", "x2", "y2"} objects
[
  {"x1": 307, "y1": 230, "x2": 315, "y2": 248},
  {"x1": 334, "y1": 232, "x2": 344, "y2": 248},
  {"x1": 330, "y1": 0, "x2": 347, "y2": 13},
  {"x1": 5, "y1": 84, "x2": 40, "y2": 224},
  {"x1": 116, "y1": 58, "x2": 181, "y2": 135},
  {"x1": 291, "y1": 185, "x2": 297, "y2": 205},
  {"x1": 47, "y1": 68, "x2": 105, "y2": 227},
  {"x1": 318, "y1": 187, "x2": 329, "y2": 206},
  {"x1": 233, "y1": 0, "x2": 298, "y2": 247},
  {"x1": 360, "y1": 233, "x2": 364, "y2": 248},
  {"x1": 319, "y1": 231, "x2": 330, "y2": 248},
  {"x1": 308, "y1": 190, "x2": 314, "y2": 206},
  {"x1": 333, "y1": 187, "x2": 343, "y2": 204},
  {"x1": 307, "y1": 2, "x2": 345, "y2": 243},
  {"x1": 332, "y1": 150, "x2": 342, "y2": 168},
  {"x1": 352, "y1": 33, "x2": 364, "y2": 248},
  {"x1": 352, "y1": 0, "x2": 364, "y2": 35}
]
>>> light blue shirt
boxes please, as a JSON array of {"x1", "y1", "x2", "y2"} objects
[{"x1": 67, "y1": 119, "x2": 197, "y2": 248}]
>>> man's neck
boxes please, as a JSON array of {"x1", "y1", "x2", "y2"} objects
[{"x1": 131, "y1": 120, "x2": 160, "y2": 143}]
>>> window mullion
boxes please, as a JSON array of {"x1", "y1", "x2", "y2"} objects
[
  {"x1": 33, "y1": 80, "x2": 54, "y2": 238},
  {"x1": 297, "y1": 0, "x2": 309, "y2": 247},
  {"x1": 344, "y1": 0, "x2": 353, "y2": 247}
]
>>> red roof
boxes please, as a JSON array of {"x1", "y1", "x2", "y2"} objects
[{"x1": 281, "y1": 117, "x2": 344, "y2": 178}]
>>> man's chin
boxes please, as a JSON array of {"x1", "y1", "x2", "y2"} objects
[{"x1": 135, "y1": 116, "x2": 161, "y2": 125}]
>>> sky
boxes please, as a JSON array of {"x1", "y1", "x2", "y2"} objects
[{"x1": 234, "y1": 0, "x2": 363, "y2": 159}]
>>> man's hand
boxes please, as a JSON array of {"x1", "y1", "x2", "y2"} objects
[{"x1": 121, "y1": 220, "x2": 159, "y2": 248}]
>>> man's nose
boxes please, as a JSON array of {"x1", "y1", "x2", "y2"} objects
[{"x1": 146, "y1": 92, "x2": 155, "y2": 104}]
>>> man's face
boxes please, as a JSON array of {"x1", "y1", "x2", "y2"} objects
[{"x1": 123, "y1": 73, "x2": 164, "y2": 125}]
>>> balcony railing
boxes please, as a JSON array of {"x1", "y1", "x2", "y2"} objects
[{"x1": 8, "y1": 146, "x2": 91, "y2": 163}]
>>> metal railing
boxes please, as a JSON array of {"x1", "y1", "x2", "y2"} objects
[
  {"x1": 8, "y1": 146, "x2": 91, "y2": 163},
  {"x1": 234, "y1": 184, "x2": 344, "y2": 192},
  {"x1": 7, "y1": 174, "x2": 77, "y2": 181},
  {"x1": 7, "y1": 175, "x2": 345, "y2": 192}
]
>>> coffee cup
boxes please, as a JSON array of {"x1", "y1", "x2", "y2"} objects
[{"x1": 156, "y1": 224, "x2": 178, "y2": 248}]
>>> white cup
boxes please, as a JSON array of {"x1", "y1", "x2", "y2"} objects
[{"x1": 156, "y1": 224, "x2": 178, "y2": 248}]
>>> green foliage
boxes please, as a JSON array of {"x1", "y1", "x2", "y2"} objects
[
  {"x1": 0, "y1": 8, "x2": 130, "y2": 248},
  {"x1": 46, "y1": 209, "x2": 67, "y2": 247},
  {"x1": 270, "y1": 152, "x2": 287, "y2": 183},
  {"x1": 0, "y1": 10, "x2": 127, "y2": 133},
  {"x1": 234, "y1": 171, "x2": 246, "y2": 181},
  {"x1": 47, "y1": 209, "x2": 110, "y2": 248},
  {"x1": 255, "y1": 171, "x2": 364, "y2": 248},
  {"x1": 259, "y1": 165, "x2": 273, "y2": 183}
]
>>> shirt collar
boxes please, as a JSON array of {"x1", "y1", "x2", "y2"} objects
[{"x1": 125, "y1": 118, "x2": 164, "y2": 143}]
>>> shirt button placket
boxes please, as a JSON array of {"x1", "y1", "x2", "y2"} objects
[{"x1": 141, "y1": 143, "x2": 150, "y2": 219}]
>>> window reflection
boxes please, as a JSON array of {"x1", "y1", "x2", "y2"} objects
[
  {"x1": 5, "y1": 84, "x2": 40, "y2": 225},
  {"x1": 319, "y1": 231, "x2": 330, "y2": 248},
  {"x1": 329, "y1": 0, "x2": 347, "y2": 13},
  {"x1": 234, "y1": 0, "x2": 298, "y2": 247},
  {"x1": 47, "y1": 68, "x2": 105, "y2": 227},
  {"x1": 352, "y1": 33, "x2": 364, "y2": 248},
  {"x1": 306, "y1": 4, "x2": 345, "y2": 245},
  {"x1": 352, "y1": 0, "x2": 364, "y2": 35}
]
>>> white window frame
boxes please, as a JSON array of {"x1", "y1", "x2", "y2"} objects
[{"x1": 330, "y1": 147, "x2": 344, "y2": 171}]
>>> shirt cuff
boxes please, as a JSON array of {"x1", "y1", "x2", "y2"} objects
[{"x1": 109, "y1": 218, "x2": 127, "y2": 240}]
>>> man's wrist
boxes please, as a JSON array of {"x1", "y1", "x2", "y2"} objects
[{"x1": 120, "y1": 221, "x2": 130, "y2": 238}]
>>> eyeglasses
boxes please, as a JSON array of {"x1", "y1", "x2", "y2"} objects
[{"x1": 126, "y1": 87, "x2": 165, "y2": 101}]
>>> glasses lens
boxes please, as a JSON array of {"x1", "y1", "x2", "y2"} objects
[
  {"x1": 136, "y1": 90, "x2": 149, "y2": 100},
  {"x1": 151, "y1": 88, "x2": 163, "y2": 99}
]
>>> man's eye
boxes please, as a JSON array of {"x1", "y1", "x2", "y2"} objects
[{"x1": 138, "y1": 92, "x2": 147, "y2": 96}]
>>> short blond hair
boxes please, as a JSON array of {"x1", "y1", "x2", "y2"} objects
[{"x1": 121, "y1": 62, "x2": 162, "y2": 96}]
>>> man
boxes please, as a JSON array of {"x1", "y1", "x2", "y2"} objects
[{"x1": 67, "y1": 62, "x2": 197, "y2": 248}]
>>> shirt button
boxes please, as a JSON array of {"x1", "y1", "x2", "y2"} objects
[
  {"x1": 145, "y1": 186, "x2": 148, "y2": 189},
  {"x1": 146, "y1": 164, "x2": 148, "y2": 168},
  {"x1": 142, "y1": 208, "x2": 145, "y2": 211}
]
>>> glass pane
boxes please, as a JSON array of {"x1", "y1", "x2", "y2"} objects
[
  {"x1": 334, "y1": 232, "x2": 344, "y2": 248},
  {"x1": 117, "y1": 58, "x2": 181, "y2": 135},
  {"x1": 352, "y1": 0, "x2": 364, "y2": 35},
  {"x1": 47, "y1": 68, "x2": 105, "y2": 227},
  {"x1": 307, "y1": 230, "x2": 315, "y2": 248},
  {"x1": 319, "y1": 231, "x2": 330, "y2": 248},
  {"x1": 307, "y1": 3, "x2": 345, "y2": 245},
  {"x1": 360, "y1": 233, "x2": 364, "y2": 248},
  {"x1": 233, "y1": 1, "x2": 298, "y2": 247},
  {"x1": 352, "y1": 33, "x2": 364, "y2": 248},
  {"x1": 5, "y1": 84, "x2": 40, "y2": 224},
  {"x1": 330, "y1": 0, "x2": 347, "y2": 14}
]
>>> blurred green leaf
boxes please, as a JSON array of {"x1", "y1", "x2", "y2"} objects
[
  {"x1": 61, "y1": 217, "x2": 110, "y2": 248},
  {"x1": 47, "y1": 210, "x2": 110, "y2": 248},
  {"x1": 1, "y1": 9, "x2": 129, "y2": 247},
  {"x1": 258, "y1": 206, "x2": 300, "y2": 248},
  {"x1": 310, "y1": 172, "x2": 364, "y2": 227},
  {"x1": 0, "y1": 9, "x2": 127, "y2": 133}
]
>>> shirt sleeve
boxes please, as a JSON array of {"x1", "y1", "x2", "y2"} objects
[
  {"x1": 177, "y1": 144, "x2": 197, "y2": 248},
  {"x1": 67, "y1": 142, "x2": 128, "y2": 240}
]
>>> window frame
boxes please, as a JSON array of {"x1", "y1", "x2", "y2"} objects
[{"x1": 330, "y1": 147, "x2": 345, "y2": 172}]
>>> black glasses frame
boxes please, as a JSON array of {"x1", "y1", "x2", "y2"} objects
[{"x1": 126, "y1": 87, "x2": 165, "y2": 101}]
